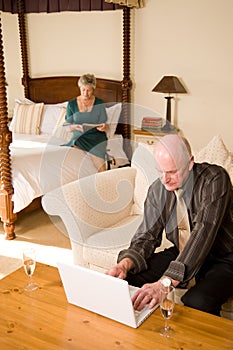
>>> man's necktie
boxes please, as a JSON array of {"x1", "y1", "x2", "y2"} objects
[
  {"x1": 175, "y1": 189, "x2": 190, "y2": 252},
  {"x1": 175, "y1": 189, "x2": 195, "y2": 288}
]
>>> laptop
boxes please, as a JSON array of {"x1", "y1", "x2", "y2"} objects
[{"x1": 57, "y1": 261, "x2": 158, "y2": 328}]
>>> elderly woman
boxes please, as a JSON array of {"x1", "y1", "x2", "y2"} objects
[{"x1": 64, "y1": 73, "x2": 107, "y2": 172}]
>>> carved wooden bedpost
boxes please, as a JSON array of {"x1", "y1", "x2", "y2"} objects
[
  {"x1": 122, "y1": 7, "x2": 132, "y2": 159},
  {"x1": 17, "y1": 0, "x2": 30, "y2": 98},
  {"x1": 0, "y1": 18, "x2": 17, "y2": 239}
]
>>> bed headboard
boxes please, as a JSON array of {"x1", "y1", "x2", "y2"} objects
[{"x1": 27, "y1": 76, "x2": 123, "y2": 104}]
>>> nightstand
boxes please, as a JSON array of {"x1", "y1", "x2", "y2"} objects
[
  {"x1": 133, "y1": 125, "x2": 179, "y2": 146},
  {"x1": 133, "y1": 129, "x2": 170, "y2": 146}
]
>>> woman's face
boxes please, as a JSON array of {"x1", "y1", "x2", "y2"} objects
[{"x1": 80, "y1": 84, "x2": 94, "y2": 99}]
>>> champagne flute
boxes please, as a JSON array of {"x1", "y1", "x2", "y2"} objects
[
  {"x1": 159, "y1": 283, "x2": 175, "y2": 338},
  {"x1": 22, "y1": 248, "x2": 38, "y2": 291}
]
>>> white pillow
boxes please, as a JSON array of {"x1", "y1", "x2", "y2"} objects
[
  {"x1": 194, "y1": 135, "x2": 233, "y2": 184},
  {"x1": 10, "y1": 98, "x2": 68, "y2": 136},
  {"x1": 105, "y1": 103, "x2": 122, "y2": 139},
  {"x1": 11, "y1": 102, "x2": 44, "y2": 135},
  {"x1": 10, "y1": 98, "x2": 34, "y2": 131},
  {"x1": 40, "y1": 102, "x2": 68, "y2": 135}
]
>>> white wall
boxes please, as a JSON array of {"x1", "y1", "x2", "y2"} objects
[
  {"x1": 134, "y1": 0, "x2": 233, "y2": 151},
  {"x1": 1, "y1": 0, "x2": 233, "y2": 151}
]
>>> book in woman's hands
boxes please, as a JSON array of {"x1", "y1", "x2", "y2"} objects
[
  {"x1": 82, "y1": 123, "x2": 103, "y2": 132},
  {"x1": 62, "y1": 123, "x2": 102, "y2": 132}
]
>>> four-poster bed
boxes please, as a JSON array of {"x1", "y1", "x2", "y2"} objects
[{"x1": 0, "y1": 0, "x2": 134, "y2": 240}]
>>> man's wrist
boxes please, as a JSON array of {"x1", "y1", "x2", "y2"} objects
[
  {"x1": 119, "y1": 257, "x2": 135, "y2": 272},
  {"x1": 159, "y1": 275, "x2": 178, "y2": 288}
]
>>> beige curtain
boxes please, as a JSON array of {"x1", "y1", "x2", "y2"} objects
[{"x1": 104, "y1": 0, "x2": 144, "y2": 8}]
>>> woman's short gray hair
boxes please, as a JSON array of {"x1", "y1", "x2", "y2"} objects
[{"x1": 78, "y1": 74, "x2": 96, "y2": 89}]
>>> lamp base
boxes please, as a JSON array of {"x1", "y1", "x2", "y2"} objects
[{"x1": 162, "y1": 122, "x2": 177, "y2": 133}]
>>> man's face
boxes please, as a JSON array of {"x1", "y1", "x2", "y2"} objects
[{"x1": 155, "y1": 153, "x2": 193, "y2": 191}]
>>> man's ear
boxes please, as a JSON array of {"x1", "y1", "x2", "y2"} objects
[{"x1": 189, "y1": 156, "x2": 194, "y2": 171}]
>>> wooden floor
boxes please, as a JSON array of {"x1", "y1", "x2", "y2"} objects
[{"x1": 0, "y1": 208, "x2": 72, "y2": 278}]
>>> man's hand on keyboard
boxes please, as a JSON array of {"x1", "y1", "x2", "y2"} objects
[{"x1": 131, "y1": 282, "x2": 161, "y2": 311}]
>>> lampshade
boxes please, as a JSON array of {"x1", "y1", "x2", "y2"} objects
[{"x1": 152, "y1": 76, "x2": 187, "y2": 94}]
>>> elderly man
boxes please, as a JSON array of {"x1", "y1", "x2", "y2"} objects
[{"x1": 107, "y1": 135, "x2": 233, "y2": 316}]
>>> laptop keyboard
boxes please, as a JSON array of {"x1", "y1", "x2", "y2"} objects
[{"x1": 129, "y1": 284, "x2": 139, "y2": 297}]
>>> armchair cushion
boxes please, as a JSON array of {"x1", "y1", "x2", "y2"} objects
[{"x1": 83, "y1": 215, "x2": 143, "y2": 270}]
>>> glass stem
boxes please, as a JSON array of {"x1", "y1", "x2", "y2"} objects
[{"x1": 165, "y1": 319, "x2": 169, "y2": 331}]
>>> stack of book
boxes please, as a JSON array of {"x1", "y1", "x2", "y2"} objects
[{"x1": 141, "y1": 116, "x2": 163, "y2": 132}]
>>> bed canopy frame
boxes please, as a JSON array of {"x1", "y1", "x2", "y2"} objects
[{"x1": 0, "y1": 0, "x2": 133, "y2": 240}]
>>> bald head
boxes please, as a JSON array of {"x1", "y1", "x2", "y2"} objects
[
  {"x1": 155, "y1": 135, "x2": 191, "y2": 165},
  {"x1": 154, "y1": 135, "x2": 193, "y2": 191}
]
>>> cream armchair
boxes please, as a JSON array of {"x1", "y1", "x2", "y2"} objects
[
  {"x1": 42, "y1": 166, "x2": 144, "y2": 271},
  {"x1": 42, "y1": 141, "x2": 167, "y2": 271}
]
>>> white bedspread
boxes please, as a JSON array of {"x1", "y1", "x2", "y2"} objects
[{"x1": 10, "y1": 134, "x2": 97, "y2": 213}]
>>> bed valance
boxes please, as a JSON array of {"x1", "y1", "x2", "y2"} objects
[{"x1": 0, "y1": 0, "x2": 123, "y2": 13}]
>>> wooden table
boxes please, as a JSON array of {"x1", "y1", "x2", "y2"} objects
[{"x1": 0, "y1": 263, "x2": 232, "y2": 350}]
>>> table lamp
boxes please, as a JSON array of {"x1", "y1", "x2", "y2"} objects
[{"x1": 152, "y1": 76, "x2": 187, "y2": 130}]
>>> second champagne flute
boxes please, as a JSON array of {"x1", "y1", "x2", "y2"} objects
[
  {"x1": 159, "y1": 280, "x2": 175, "y2": 338},
  {"x1": 22, "y1": 248, "x2": 38, "y2": 291}
]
